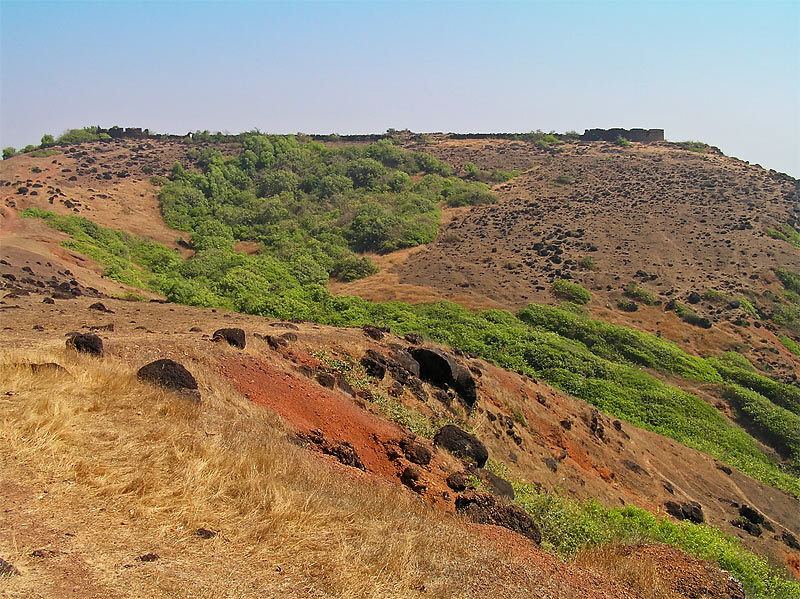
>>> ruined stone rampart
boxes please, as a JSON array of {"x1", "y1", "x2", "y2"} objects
[{"x1": 582, "y1": 128, "x2": 664, "y2": 143}]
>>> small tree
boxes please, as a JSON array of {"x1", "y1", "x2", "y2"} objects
[
  {"x1": 2, "y1": 147, "x2": 16, "y2": 160},
  {"x1": 40, "y1": 134, "x2": 55, "y2": 147}
]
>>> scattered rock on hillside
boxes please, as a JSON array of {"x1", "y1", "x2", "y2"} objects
[
  {"x1": 195, "y1": 528, "x2": 217, "y2": 539},
  {"x1": 316, "y1": 371, "x2": 335, "y2": 389},
  {"x1": 362, "y1": 324, "x2": 386, "y2": 340},
  {"x1": 781, "y1": 530, "x2": 800, "y2": 550},
  {"x1": 664, "y1": 500, "x2": 704, "y2": 523},
  {"x1": 732, "y1": 518, "x2": 762, "y2": 537},
  {"x1": 212, "y1": 328, "x2": 246, "y2": 348},
  {"x1": 299, "y1": 429, "x2": 365, "y2": 471},
  {"x1": 410, "y1": 348, "x2": 477, "y2": 407},
  {"x1": 400, "y1": 465, "x2": 426, "y2": 493},
  {"x1": 404, "y1": 333, "x2": 423, "y2": 345},
  {"x1": 89, "y1": 301, "x2": 113, "y2": 313},
  {"x1": 622, "y1": 459, "x2": 650, "y2": 476},
  {"x1": 446, "y1": 472, "x2": 469, "y2": 492},
  {"x1": 738, "y1": 504, "x2": 765, "y2": 525},
  {"x1": 434, "y1": 425, "x2": 488, "y2": 468},
  {"x1": 136, "y1": 358, "x2": 200, "y2": 401},
  {"x1": 477, "y1": 469, "x2": 515, "y2": 500},
  {"x1": 455, "y1": 492, "x2": 541, "y2": 543},
  {"x1": 400, "y1": 437, "x2": 432, "y2": 466},
  {"x1": 388, "y1": 347, "x2": 421, "y2": 379},
  {"x1": 0, "y1": 557, "x2": 19, "y2": 577},
  {"x1": 136, "y1": 553, "x2": 159, "y2": 562},
  {"x1": 66, "y1": 332, "x2": 103, "y2": 356},
  {"x1": 360, "y1": 350, "x2": 387, "y2": 379}
]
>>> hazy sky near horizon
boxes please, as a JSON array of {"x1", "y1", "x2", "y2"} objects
[{"x1": 1, "y1": 0, "x2": 798, "y2": 176}]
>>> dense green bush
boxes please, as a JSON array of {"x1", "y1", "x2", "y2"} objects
[
  {"x1": 551, "y1": 280, "x2": 591, "y2": 304},
  {"x1": 672, "y1": 302, "x2": 712, "y2": 328},
  {"x1": 711, "y1": 359, "x2": 800, "y2": 416},
  {"x1": 2, "y1": 147, "x2": 16, "y2": 159},
  {"x1": 778, "y1": 334, "x2": 800, "y2": 356},
  {"x1": 768, "y1": 224, "x2": 800, "y2": 249},
  {"x1": 55, "y1": 126, "x2": 111, "y2": 145},
  {"x1": 518, "y1": 304, "x2": 721, "y2": 381}
]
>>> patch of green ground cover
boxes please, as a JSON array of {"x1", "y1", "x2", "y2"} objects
[
  {"x1": 768, "y1": 224, "x2": 800, "y2": 249},
  {"x1": 710, "y1": 358, "x2": 800, "y2": 416},
  {"x1": 508, "y1": 478, "x2": 800, "y2": 599},
  {"x1": 722, "y1": 385, "x2": 800, "y2": 466},
  {"x1": 517, "y1": 303, "x2": 721, "y2": 382},
  {"x1": 777, "y1": 334, "x2": 800, "y2": 357}
]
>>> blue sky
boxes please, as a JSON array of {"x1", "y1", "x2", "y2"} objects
[{"x1": 1, "y1": 0, "x2": 798, "y2": 175}]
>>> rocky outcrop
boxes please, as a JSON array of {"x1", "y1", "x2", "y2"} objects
[
  {"x1": 66, "y1": 332, "x2": 103, "y2": 356},
  {"x1": 434, "y1": 425, "x2": 488, "y2": 468},
  {"x1": 455, "y1": 492, "x2": 541, "y2": 543},
  {"x1": 137, "y1": 358, "x2": 200, "y2": 401},
  {"x1": 212, "y1": 328, "x2": 246, "y2": 349},
  {"x1": 410, "y1": 347, "x2": 477, "y2": 406}
]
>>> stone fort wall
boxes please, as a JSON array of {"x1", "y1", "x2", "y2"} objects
[{"x1": 582, "y1": 128, "x2": 664, "y2": 143}]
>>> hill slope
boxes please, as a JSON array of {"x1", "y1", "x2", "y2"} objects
[{"x1": 2, "y1": 132, "x2": 800, "y2": 597}]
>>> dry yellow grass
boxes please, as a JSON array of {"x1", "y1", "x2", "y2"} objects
[
  {"x1": 574, "y1": 545, "x2": 679, "y2": 599},
  {"x1": 0, "y1": 346, "x2": 637, "y2": 599},
  {"x1": 0, "y1": 347, "x2": 462, "y2": 597}
]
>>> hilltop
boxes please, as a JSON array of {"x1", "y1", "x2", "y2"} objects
[{"x1": 1, "y1": 130, "x2": 799, "y2": 598}]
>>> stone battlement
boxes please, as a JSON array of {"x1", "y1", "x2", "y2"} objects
[{"x1": 582, "y1": 128, "x2": 664, "y2": 143}]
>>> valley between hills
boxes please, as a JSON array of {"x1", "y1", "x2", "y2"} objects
[{"x1": 1, "y1": 129, "x2": 799, "y2": 599}]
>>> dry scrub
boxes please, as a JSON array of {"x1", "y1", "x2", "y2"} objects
[{"x1": 0, "y1": 348, "x2": 635, "y2": 599}]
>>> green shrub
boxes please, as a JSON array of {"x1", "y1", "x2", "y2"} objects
[
  {"x1": 775, "y1": 269, "x2": 800, "y2": 295},
  {"x1": 613, "y1": 135, "x2": 631, "y2": 147},
  {"x1": 551, "y1": 280, "x2": 591, "y2": 304},
  {"x1": 672, "y1": 302, "x2": 712, "y2": 328},
  {"x1": 723, "y1": 384, "x2": 800, "y2": 464},
  {"x1": 579, "y1": 256, "x2": 597, "y2": 270},
  {"x1": 2, "y1": 147, "x2": 16, "y2": 160},
  {"x1": 768, "y1": 224, "x2": 800, "y2": 249},
  {"x1": 777, "y1": 334, "x2": 800, "y2": 356},
  {"x1": 623, "y1": 282, "x2": 655, "y2": 305}
]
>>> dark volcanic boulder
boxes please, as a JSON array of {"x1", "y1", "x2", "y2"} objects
[
  {"x1": 479, "y1": 469, "x2": 515, "y2": 500},
  {"x1": 400, "y1": 437, "x2": 432, "y2": 466},
  {"x1": 137, "y1": 359, "x2": 200, "y2": 401},
  {"x1": 665, "y1": 500, "x2": 704, "y2": 523},
  {"x1": 434, "y1": 425, "x2": 488, "y2": 467},
  {"x1": 410, "y1": 347, "x2": 477, "y2": 406},
  {"x1": 212, "y1": 328, "x2": 246, "y2": 349},
  {"x1": 66, "y1": 332, "x2": 103, "y2": 356},
  {"x1": 456, "y1": 492, "x2": 541, "y2": 543},
  {"x1": 360, "y1": 349, "x2": 387, "y2": 379},
  {"x1": 446, "y1": 472, "x2": 469, "y2": 492},
  {"x1": 738, "y1": 504, "x2": 765, "y2": 525},
  {"x1": 732, "y1": 518, "x2": 762, "y2": 537},
  {"x1": 362, "y1": 324, "x2": 386, "y2": 340}
]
